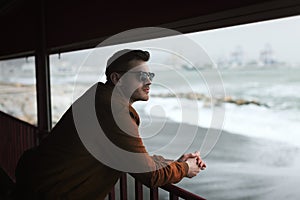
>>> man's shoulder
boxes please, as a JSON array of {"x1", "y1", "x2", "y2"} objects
[{"x1": 95, "y1": 82, "x2": 113, "y2": 106}]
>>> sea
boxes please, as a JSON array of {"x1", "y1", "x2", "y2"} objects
[
  {"x1": 134, "y1": 67, "x2": 300, "y2": 147},
  {"x1": 132, "y1": 67, "x2": 300, "y2": 200}
]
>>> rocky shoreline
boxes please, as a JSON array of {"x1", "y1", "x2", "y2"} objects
[
  {"x1": 0, "y1": 83, "x2": 37, "y2": 124},
  {"x1": 1, "y1": 82, "x2": 269, "y2": 126},
  {"x1": 0, "y1": 83, "x2": 77, "y2": 126},
  {"x1": 151, "y1": 92, "x2": 270, "y2": 108}
]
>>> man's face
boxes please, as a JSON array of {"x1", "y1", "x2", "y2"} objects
[{"x1": 118, "y1": 60, "x2": 152, "y2": 104}]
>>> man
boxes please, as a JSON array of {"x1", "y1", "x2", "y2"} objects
[{"x1": 15, "y1": 49, "x2": 206, "y2": 199}]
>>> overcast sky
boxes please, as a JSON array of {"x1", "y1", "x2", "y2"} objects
[
  {"x1": 188, "y1": 15, "x2": 300, "y2": 65},
  {"x1": 52, "y1": 14, "x2": 300, "y2": 69}
]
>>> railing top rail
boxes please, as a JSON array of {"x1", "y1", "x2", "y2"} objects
[
  {"x1": 0, "y1": 110, "x2": 37, "y2": 129},
  {"x1": 160, "y1": 183, "x2": 206, "y2": 200}
]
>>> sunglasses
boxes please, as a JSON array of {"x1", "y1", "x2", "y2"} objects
[{"x1": 117, "y1": 71, "x2": 155, "y2": 82}]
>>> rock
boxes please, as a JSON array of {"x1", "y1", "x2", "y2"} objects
[{"x1": 151, "y1": 93, "x2": 269, "y2": 108}]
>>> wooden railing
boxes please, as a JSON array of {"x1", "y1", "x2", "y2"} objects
[
  {"x1": 0, "y1": 111, "x2": 38, "y2": 181},
  {"x1": 108, "y1": 173, "x2": 206, "y2": 200},
  {"x1": 0, "y1": 111, "x2": 206, "y2": 199}
]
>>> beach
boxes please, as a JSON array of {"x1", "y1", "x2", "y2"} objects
[
  {"x1": 134, "y1": 118, "x2": 300, "y2": 200},
  {"x1": 0, "y1": 83, "x2": 37, "y2": 124},
  {"x1": 101, "y1": 115, "x2": 300, "y2": 200}
]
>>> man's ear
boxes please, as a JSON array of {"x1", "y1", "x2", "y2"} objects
[{"x1": 110, "y1": 72, "x2": 121, "y2": 85}]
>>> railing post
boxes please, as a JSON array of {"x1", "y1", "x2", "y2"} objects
[
  {"x1": 120, "y1": 173, "x2": 128, "y2": 200},
  {"x1": 150, "y1": 187, "x2": 158, "y2": 200},
  {"x1": 135, "y1": 179, "x2": 143, "y2": 200},
  {"x1": 118, "y1": 174, "x2": 205, "y2": 200},
  {"x1": 108, "y1": 186, "x2": 115, "y2": 200},
  {"x1": 161, "y1": 184, "x2": 206, "y2": 200},
  {"x1": 170, "y1": 193, "x2": 179, "y2": 200}
]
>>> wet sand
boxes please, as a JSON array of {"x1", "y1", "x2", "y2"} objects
[{"x1": 138, "y1": 118, "x2": 300, "y2": 200}]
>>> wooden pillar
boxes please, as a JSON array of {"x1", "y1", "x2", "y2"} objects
[
  {"x1": 35, "y1": 0, "x2": 51, "y2": 142},
  {"x1": 120, "y1": 173, "x2": 128, "y2": 200},
  {"x1": 135, "y1": 179, "x2": 143, "y2": 200}
]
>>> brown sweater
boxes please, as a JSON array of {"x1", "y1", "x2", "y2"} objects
[{"x1": 15, "y1": 82, "x2": 188, "y2": 200}]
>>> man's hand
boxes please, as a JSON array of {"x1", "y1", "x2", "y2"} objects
[
  {"x1": 178, "y1": 151, "x2": 200, "y2": 162},
  {"x1": 185, "y1": 158, "x2": 200, "y2": 178},
  {"x1": 178, "y1": 151, "x2": 207, "y2": 172}
]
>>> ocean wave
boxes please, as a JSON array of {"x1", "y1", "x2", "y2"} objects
[{"x1": 134, "y1": 95, "x2": 300, "y2": 147}]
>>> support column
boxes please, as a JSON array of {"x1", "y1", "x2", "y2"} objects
[{"x1": 35, "y1": 0, "x2": 51, "y2": 143}]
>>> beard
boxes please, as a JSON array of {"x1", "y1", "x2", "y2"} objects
[{"x1": 130, "y1": 88, "x2": 149, "y2": 103}]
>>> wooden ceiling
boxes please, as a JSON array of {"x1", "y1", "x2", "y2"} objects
[{"x1": 1, "y1": 0, "x2": 300, "y2": 59}]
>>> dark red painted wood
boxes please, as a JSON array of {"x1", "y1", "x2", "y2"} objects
[
  {"x1": 161, "y1": 184, "x2": 206, "y2": 200},
  {"x1": 135, "y1": 179, "x2": 143, "y2": 200},
  {"x1": 150, "y1": 187, "x2": 158, "y2": 200},
  {"x1": 0, "y1": 111, "x2": 38, "y2": 181},
  {"x1": 120, "y1": 173, "x2": 128, "y2": 200},
  {"x1": 108, "y1": 186, "x2": 115, "y2": 200}
]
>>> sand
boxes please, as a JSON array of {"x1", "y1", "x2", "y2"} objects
[{"x1": 138, "y1": 118, "x2": 300, "y2": 200}]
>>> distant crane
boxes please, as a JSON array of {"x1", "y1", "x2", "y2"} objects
[{"x1": 259, "y1": 43, "x2": 275, "y2": 66}]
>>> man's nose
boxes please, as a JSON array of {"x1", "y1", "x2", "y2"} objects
[{"x1": 144, "y1": 76, "x2": 152, "y2": 85}]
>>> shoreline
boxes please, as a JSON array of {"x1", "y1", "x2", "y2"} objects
[{"x1": 139, "y1": 115, "x2": 300, "y2": 200}]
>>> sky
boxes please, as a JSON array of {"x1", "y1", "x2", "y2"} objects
[
  {"x1": 188, "y1": 15, "x2": 300, "y2": 65},
  {"x1": 50, "y1": 14, "x2": 300, "y2": 69}
]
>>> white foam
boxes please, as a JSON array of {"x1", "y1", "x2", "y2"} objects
[
  {"x1": 134, "y1": 97, "x2": 300, "y2": 147},
  {"x1": 222, "y1": 103, "x2": 300, "y2": 147}
]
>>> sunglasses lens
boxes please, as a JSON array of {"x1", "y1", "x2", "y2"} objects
[
  {"x1": 149, "y1": 73, "x2": 155, "y2": 81},
  {"x1": 139, "y1": 72, "x2": 155, "y2": 82},
  {"x1": 140, "y1": 73, "x2": 147, "y2": 82}
]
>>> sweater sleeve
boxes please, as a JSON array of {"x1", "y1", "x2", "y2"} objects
[
  {"x1": 130, "y1": 155, "x2": 189, "y2": 187},
  {"x1": 96, "y1": 91, "x2": 188, "y2": 187}
]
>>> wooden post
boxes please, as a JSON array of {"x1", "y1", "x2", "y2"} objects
[
  {"x1": 150, "y1": 187, "x2": 158, "y2": 200},
  {"x1": 120, "y1": 173, "x2": 128, "y2": 200},
  {"x1": 135, "y1": 179, "x2": 143, "y2": 200},
  {"x1": 35, "y1": 0, "x2": 52, "y2": 142}
]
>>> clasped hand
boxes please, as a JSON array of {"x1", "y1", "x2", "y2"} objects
[{"x1": 177, "y1": 151, "x2": 206, "y2": 178}]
